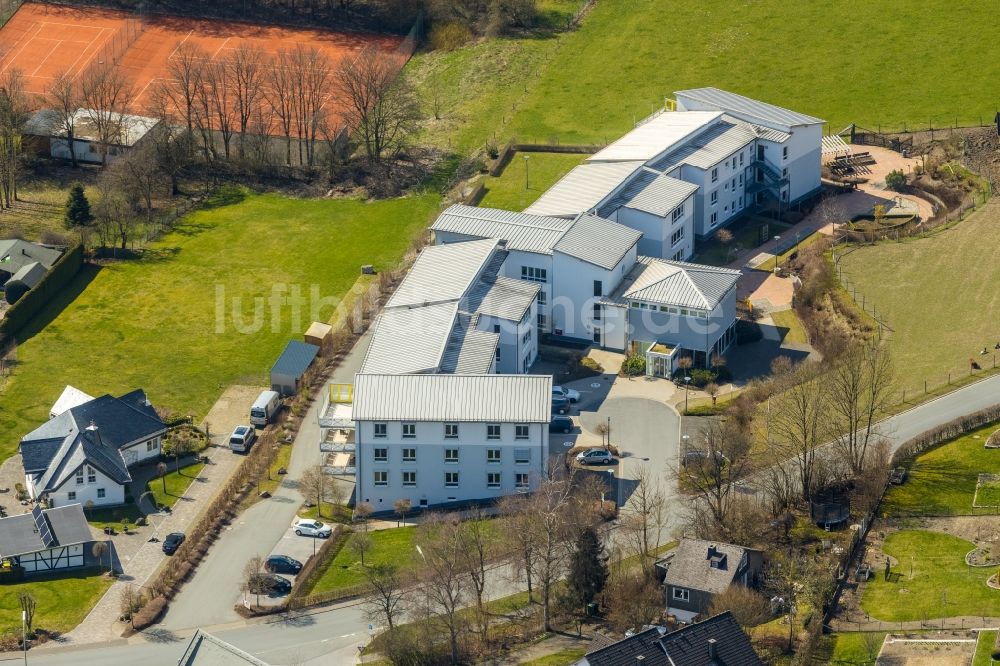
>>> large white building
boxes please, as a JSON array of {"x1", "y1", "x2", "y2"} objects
[
  {"x1": 525, "y1": 87, "x2": 824, "y2": 260},
  {"x1": 352, "y1": 373, "x2": 551, "y2": 510}
]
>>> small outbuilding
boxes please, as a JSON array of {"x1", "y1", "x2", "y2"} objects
[
  {"x1": 304, "y1": 321, "x2": 333, "y2": 353},
  {"x1": 270, "y1": 340, "x2": 320, "y2": 396},
  {"x1": 24, "y1": 108, "x2": 159, "y2": 165},
  {"x1": 0, "y1": 504, "x2": 102, "y2": 576}
]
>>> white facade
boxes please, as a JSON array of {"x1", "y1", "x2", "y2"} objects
[
  {"x1": 550, "y1": 246, "x2": 637, "y2": 344},
  {"x1": 38, "y1": 464, "x2": 126, "y2": 509},
  {"x1": 18, "y1": 543, "x2": 85, "y2": 573}
]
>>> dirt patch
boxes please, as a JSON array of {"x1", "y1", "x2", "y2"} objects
[
  {"x1": 877, "y1": 634, "x2": 976, "y2": 666},
  {"x1": 201, "y1": 384, "x2": 267, "y2": 445}
]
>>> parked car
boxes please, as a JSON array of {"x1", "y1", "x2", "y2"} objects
[
  {"x1": 162, "y1": 532, "x2": 185, "y2": 555},
  {"x1": 248, "y1": 572, "x2": 292, "y2": 596},
  {"x1": 575, "y1": 448, "x2": 614, "y2": 466},
  {"x1": 551, "y1": 396, "x2": 571, "y2": 415},
  {"x1": 229, "y1": 425, "x2": 257, "y2": 453},
  {"x1": 265, "y1": 555, "x2": 303, "y2": 575},
  {"x1": 889, "y1": 467, "x2": 907, "y2": 485},
  {"x1": 552, "y1": 386, "x2": 581, "y2": 403},
  {"x1": 549, "y1": 416, "x2": 574, "y2": 433},
  {"x1": 293, "y1": 518, "x2": 332, "y2": 538}
]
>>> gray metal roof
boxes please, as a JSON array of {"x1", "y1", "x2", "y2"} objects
[
  {"x1": 598, "y1": 169, "x2": 699, "y2": 219},
  {"x1": 439, "y1": 320, "x2": 499, "y2": 374},
  {"x1": 464, "y1": 276, "x2": 538, "y2": 322},
  {"x1": 10, "y1": 261, "x2": 47, "y2": 288},
  {"x1": 0, "y1": 239, "x2": 62, "y2": 275},
  {"x1": 360, "y1": 302, "x2": 458, "y2": 375},
  {"x1": 674, "y1": 87, "x2": 824, "y2": 128},
  {"x1": 25, "y1": 108, "x2": 160, "y2": 146},
  {"x1": 664, "y1": 538, "x2": 758, "y2": 595},
  {"x1": 430, "y1": 205, "x2": 573, "y2": 255},
  {"x1": 0, "y1": 504, "x2": 93, "y2": 559},
  {"x1": 178, "y1": 629, "x2": 271, "y2": 666},
  {"x1": 721, "y1": 114, "x2": 790, "y2": 143},
  {"x1": 606, "y1": 256, "x2": 741, "y2": 310},
  {"x1": 271, "y1": 340, "x2": 319, "y2": 379},
  {"x1": 386, "y1": 238, "x2": 499, "y2": 308},
  {"x1": 524, "y1": 161, "x2": 644, "y2": 217},
  {"x1": 352, "y1": 374, "x2": 552, "y2": 423},
  {"x1": 652, "y1": 120, "x2": 756, "y2": 172},
  {"x1": 587, "y1": 111, "x2": 723, "y2": 163},
  {"x1": 554, "y1": 213, "x2": 642, "y2": 270}
]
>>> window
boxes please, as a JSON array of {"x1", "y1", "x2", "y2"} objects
[
  {"x1": 739, "y1": 151, "x2": 744, "y2": 166},
  {"x1": 87, "y1": 466, "x2": 96, "y2": 483},
  {"x1": 732, "y1": 157, "x2": 737, "y2": 169},
  {"x1": 373, "y1": 423, "x2": 387, "y2": 438},
  {"x1": 445, "y1": 423, "x2": 459, "y2": 439},
  {"x1": 537, "y1": 313, "x2": 547, "y2": 329},
  {"x1": 783, "y1": 146, "x2": 788, "y2": 160},
  {"x1": 739, "y1": 174, "x2": 743, "y2": 185},
  {"x1": 537, "y1": 290, "x2": 546, "y2": 306},
  {"x1": 487, "y1": 448, "x2": 501, "y2": 463},
  {"x1": 487, "y1": 472, "x2": 501, "y2": 488},
  {"x1": 724, "y1": 182, "x2": 728, "y2": 191},
  {"x1": 487, "y1": 424, "x2": 501, "y2": 440},
  {"x1": 494, "y1": 323, "x2": 501, "y2": 334},
  {"x1": 515, "y1": 425, "x2": 529, "y2": 440},
  {"x1": 671, "y1": 228, "x2": 684, "y2": 246},
  {"x1": 782, "y1": 167, "x2": 788, "y2": 178},
  {"x1": 593, "y1": 328, "x2": 601, "y2": 345},
  {"x1": 710, "y1": 191, "x2": 718, "y2": 205},
  {"x1": 520, "y1": 266, "x2": 547, "y2": 283},
  {"x1": 521, "y1": 329, "x2": 532, "y2": 345},
  {"x1": 495, "y1": 347, "x2": 501, "y2": 361},
  {"x1": 402, "y1": 423, "x2": 416, "y2": 439},
  {"x1": 672, "y1": 250, "x2": 684, "y2": 262},
  {"x1": 671, "y1": 204, "x2": 684, "y2": 222},
  {"x1": 97, "y1": 488, "x2": 106, "y2": 499},
  {"x1": 445, "y1": 448, "x2": 459, "y2": 463},
  {"x1": 67, "y1": 491, "x2": 76, "y2": 501},
  {"x1": 711, "y1": 167, "x2": 718, "y2": 183},
  {"x1": 445, "y1": 472, "x2": 459, "y2": 487},
  {"x1": 403, "y1": 471, "x2": 416, "y2": 486},
  {"x1": 514, "y1": 448, "x2": 531, "y2": 464},
  {"x1": 724, "y1": 204, "x2": 729, "y2": 213},
  {"x1": 402, "y1": 447, "x2": 416, "y2": 462},
  {"x1": 374, "y1": 471, "x2": 388, "y2": 486},
  {"x1": 515, "y1": 473, "x2": 529, "y2": 489},
  {"x1": 76, "y1": 469, "x2": 84, "y2": 485},
  {"x1": 593, "y1": 280, "x2": 602, "y2": 297},
  {"x1": 146, "y1": 440, "x2": 157, "y2": 452},
  {"x1": 374, "y1": 448, "x2": 388, "y2": 462},
  {"x1": 593, "y1": 303, "x2": 602, "y2": 321},
  {"x1": 710, "y1": 212, "x2": 718, "y2": 227},
  {"x1": 672, "y1": 587, "x2": 690, "y2": 601}
]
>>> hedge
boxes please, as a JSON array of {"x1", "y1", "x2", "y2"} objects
[
  {"x1": 891, "y1": 404, "x2": 1000, "y2": 467},
  {"x1": 0, "y1": 243, "x2": 83, "y2": 347}
]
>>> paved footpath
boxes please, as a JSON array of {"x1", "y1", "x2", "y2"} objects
[{"x1": 59, "y1": 443, "x2": 245, "y2": 645}]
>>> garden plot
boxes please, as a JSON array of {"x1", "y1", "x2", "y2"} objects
[{"x1": 876, "y1": 634, "x2": 976, "y2": 666}]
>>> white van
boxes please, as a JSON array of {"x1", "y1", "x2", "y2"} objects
[{"x1": 250, "y1": 390, "x2": 281, "y2": 427}]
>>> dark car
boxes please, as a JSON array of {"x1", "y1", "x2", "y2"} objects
[
  {"x1": 265, "y1": 554, "x2": 303, "y2": 575},
  {"x1": 249, "y1": 572, "x2": 292, "y2": 596},
  {"x1": 549, "y1": 416, "x2": 574, "y2": 433},
  {"x1": 551, "y1": 396, "x2": 570, "y2": 415},
  {"x1": 162, "y1": 532, "x2": 185, "y2": 555}
]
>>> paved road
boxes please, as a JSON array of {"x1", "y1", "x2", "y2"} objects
[{"x1": 158, "y1": 331, "x2": 373, "y2": 630}]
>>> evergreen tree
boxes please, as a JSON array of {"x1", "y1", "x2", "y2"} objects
[
  {"x1": 64, "y1": 183, "x2": 93, "y2": 228},
  {"x1": 568, "y1": 527, "x2": 608, "y2": 609}
]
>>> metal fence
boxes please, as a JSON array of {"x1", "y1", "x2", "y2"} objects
[
  {"x1": 75, "y1": 14, "x2": 145, "y2": 81},
  {"x1": 0, "y1": 0, "x2": 22, "y2": 27}
]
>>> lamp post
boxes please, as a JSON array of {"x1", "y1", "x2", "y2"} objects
[
  {"x1": 22, "y1": 610, "x2": 27, "y2": 666},
  {"x1": 524, "y1": 154, "x2": 530, "y2": 190},
  {"x1": 773, "y1": 236, "x2": 781, "y2": 273},
  {"x1": 683, "y1": 375, "x2": 691, "y2": 414}
]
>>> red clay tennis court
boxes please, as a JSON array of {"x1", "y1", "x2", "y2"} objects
[{"x1": 1, "y1": 2, "x2": 408, "y2": 119}]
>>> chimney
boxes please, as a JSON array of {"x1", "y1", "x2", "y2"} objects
[
  {"x1": 85, "y1": 421, "x2": 101, "y2": 445},
  {"x1": 708, "y1": 638, "x2": 717, "y2": 659},
  {"x1": 707, "y1": 544, "x2": 717, "y2": 559}
]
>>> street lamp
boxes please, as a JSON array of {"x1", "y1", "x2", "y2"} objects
[
  {"x1": 773, "y1": 236, "x2": 781, "y2": 274},
  {"x1": 22, "y1": 610, "x2": 27, "y2": 666},
  {"x1": 524, "y1": 154, "x2": 530, "y2": 190},
  {"x1": 683, "y1": 375, "x2": 692, "y2": 414}
]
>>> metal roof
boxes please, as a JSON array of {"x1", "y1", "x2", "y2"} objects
[
  {"x1": 10, "y1": 261, "x2": 47, "y2": 288},
  {"x1": 554, "y1": 213, "x2": 642, "y2": 270},
  {"x1": 674, "y1": 87, "x2": 824, "y2": 128},
  {"x1": 386, "y1": 238, "x2": 499, "y2": 308},
  {"x1": 178, "y1": 629, "x2": 271, "y2": 666},
  {"x1": 598, "y1": 168, "x2": 699, "y2": 219},
  {"x1": 352, "y1": 374, "x2": 552, "y2": 423},
  {"x1": 587, "y1": 111, "x2": 722, "y2": 163},
  {"x1": 0, "y1": 504, "x2": 93, "y2": 559},
  {"x1": 439, "y1": 321, "x2": 499, "y2": 374},
  {"x1": 360, "y1": 302, "x2": 458, "y2": 375},
  {"x1": 25, "y1": 108, "x2": 160, "y2": 146},
  {"x1": 605, "y1": 256, "x2": 741, "y2": 310},
  {"x1": 524, "y1": 161, "x2": 644, "y2": 217},
  {"x1": 0, "y1": 239, "x2": 62, "y2": 275},
  {"x1": 50, "y1": 385, "x2": 94, "y2": 418},
  {"x1": 464, "y1": 276, "x2": 538, "y2": 322},
  {"x1": 271, "y1": 340, "x2": 319, "y2": 379},
  {"x1": 652, "y1": 120, "x2": 756, "y2": 172},
  {"x1": 430, "y1": 205, "x2": 573, "y2": 255},
  {"x1": 721, "y1": 114, "x2": 791, "y2": 143}
]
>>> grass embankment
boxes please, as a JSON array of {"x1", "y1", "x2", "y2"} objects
[
  {"x1": 0, "y1": 188, "x2": 439, "y2": 463},
  {"x1": 479, "y1": 152, "x2": 587, "y2": 211},
  {"x1": 769, "y1": 309, "x2": 809, "y2": 345},
  {"x1": 0, "y1": 569, "x2": 112, "y2": 635},
  {"x1": 308, "y1": 527, "x2": 417, "y2": 594}
]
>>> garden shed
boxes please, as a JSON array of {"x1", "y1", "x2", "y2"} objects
[
  {"x1": 270, "y1": 340, "x2": 320, "y2": 396},
  {"x1": 304, "y1": 321, "x2": 333, "y2": 352}
]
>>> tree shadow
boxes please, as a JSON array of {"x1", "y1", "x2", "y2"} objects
[{"x1": 141, "y1": 627, "x2": 183, "y2": 643}]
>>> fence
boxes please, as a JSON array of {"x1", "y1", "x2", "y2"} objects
[
  {"x1": 75, "y1": 14, "x2": 145, "y2": 81},
  {"x1": 0, "y1": 0, "x2": 21, "y2": 28}
]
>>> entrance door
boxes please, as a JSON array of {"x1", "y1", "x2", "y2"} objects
[{"x1": 651, "y1": 355, "x2": 670, "y2": 378}]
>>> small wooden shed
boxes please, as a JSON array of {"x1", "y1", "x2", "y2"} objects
[{"x1": 304, "y1": 321, "x2": 333, "y2": 353}]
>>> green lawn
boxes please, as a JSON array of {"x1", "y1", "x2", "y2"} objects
[
  {"x1": 478, "y1": 152, "x2": 587, "y2": 211},
  {"x1": 0, "y1": 188, "x2": 439, "y2": 463},
  {"x1": 769, "y1": 309, "x2": 808, "y2": 345},
  {"x1": 84, "y1": 503, "x2": 144, "y2": 532},
  {"x1": 838, "y1": 205, "x2": 1000, "y2": 398},
  {"x1": 309, "y1": 527, "x2": 416, "y2": 594},
  {"x1": 976, "y1": 480, "x2": 1000, "y2": 510},
  {"x1": 861, "y1": 530, "x2": 1000, "y2": 621},
  {"x1": 882, "y1": 422, "x2": 1000, "y2": 516},
  {"x1": 0, "y1": 568, "x2": 113, "y2": 635},
  {"x1": 522, "y1": 648, "x2": 588, "y2": 666},
  {"x1": 148, "y1": 462, "x2": 206, "y2": 509},
  {"x1": 826, "y1": 632, "x2": 886, "y2": 666},
  {"x1": 692, "y1": 216, "x2": 787, "y2": 266},
  {"x1": 974, "y1": 630, "x2": 999, "y2": 666}
]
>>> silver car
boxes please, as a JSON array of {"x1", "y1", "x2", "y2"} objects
[
  {"x1": 575, "y1": 448, "x2": 614, "y2": 465},
  {"x1": 293, "y1": 518, "x2": 332, "y2": 538}
]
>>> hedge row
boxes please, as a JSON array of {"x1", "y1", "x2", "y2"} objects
[
  {"x1": 0, "y1": 243, "x2": 83, "y2": 347},
  {"x1": 285, "y1": 527, "x2": 364, "y2": 610},
  {"x1": 891, "y1": 403, "x2": 1000, "y2": 467}
]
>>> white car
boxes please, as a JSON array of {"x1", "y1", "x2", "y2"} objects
[
  {"x1": 552, "y1": 386, "x2": 580, "y2": 403},
  {"x1": 229, "y1": 425, "x2": 256, "y2": 453},
  {"x1": 293, "y1": 518, "x2": 332, "y2": 538}
]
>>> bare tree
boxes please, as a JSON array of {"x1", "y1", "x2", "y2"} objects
[
  {"x1": 79, "y1": 64, "x2": 136, "y2": 167},
  {"x1": 301, "y1": 464, "x2": 332, "y2": 518},
  {"x1": 112, "y1": 140, "x2": 161, "y2": 223},
  {"x1": 147, "y1": 83, "x2": 194, "y2": 195},
  {"x1": 266, "y1": 49, "x2": 297, "y2": 166},
  {"x1": 204, "y1": 61, "x2": 236, "y2": 160},
  {"x1": 620, "y1": 466, "x2": 666, "y2": 577},
  {"x1": 765, "y1": 550, "x2": 826, "y2": 651},
  {"x1": 350, "y1": 531, "x2": 373, "y2": 566},
  {"x1": 119, "y1": 584, "x2": 141, "y2": 628},
  {"x1": 456, "y1": 507, "x2": 495, "y2": 638},
  {"x1": 498, "y1": 494, "x2": 537, "y2": 602},
  {"x1": 830, "y1": 341, "x2": 895, "y2": 475},
  {"x1": 163, "y1": 42, "x2": 208, "y2": 136},
  {"x1": 603, "y1": 559, "x2": 662, "y2": 633},
  {"x1": 770, "y1": 362, "x2": 830, "y2": 502},
  {"x1": 414, "y1": 514, "x2": 467, "y2": 664},
  {"x1": 708, "y1": 585, "x2": 771, "y2": 634},
  {"x1": 92, "y1": 541, "x2": 109, "y2": 574},
  {"x1": 393, "y1": 498, "x2": 411, "y2": 527},
  {"x1": 362, "y1": 563, "x2": 407, "y2": 630},
  {"x1": 227, "y1": 44, "x2": 267, "y2": 159},
  {"x1": 526, "y1": 477, "x2": 574, "y2": 632},
  {"x1": 18, "y1": 592, "x2": 36, "y2": 635},
  {"x1": 93, "y1": 175, "x2": 136, "y2": 250},
  {"x1": 48, "y1": 72, "x2": 80, "y2": 168},
  {"x1": 0, "y1": 68, "x2": 30, "y2": 208},
  {"x1": 681, "y1": 420, "x2": 753, "y2": 539},
  {"x1": 242, "y1": 555, "x2": 268, "y2": 608}
]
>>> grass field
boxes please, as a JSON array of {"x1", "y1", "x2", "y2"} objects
[
  {"x1": 825, "y1": 632, "x2": 886, "y2": 665},
  {"x1": 309, "y1": 527, "x2": 416, "y2": 594},
  {"x1": 976, "y1": 480, "x2": 1000, "y2": 509},
  {"x1": 769, "y1": 309, "x2": 808, "y2": 345},
  {"x1": 883, "y1": 422, "x2": 1000, "y2": 516},
  {"x1": 478, "y1": 152, "x2": 587, "y2": 211},
  {"x1": 0, "y1": 568, "x2": 112, "y2": 635},
  {"x1": 839, "y1": 203, "x2": 1000, "y2": 397},
  {"x1": 149, "y1": 461, "x2": 206, "y2": 509},
  {"x1": 974, "y1": 630, "x2": 998, "y2": 666},
  {"x1": 521, "y1": 649, "x2": 588, "y2": 666},
  {"x1": 861, "y1": 530, "x2": 1000, "y2": 621},
  {"x1": 0, "y1": 188, "x2": 439, "y2": 463}
]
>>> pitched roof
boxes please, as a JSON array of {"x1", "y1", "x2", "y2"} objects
[
  {"x1": 674, "y1": 87, "x2": 824, "y2": 128},
  {"x1": 177, "y1": 629, "x2": 271, "y2": 666},
  {"x1": 0, "y1": 504, "x2": 93, "y2": 559},
  {"x1": 652, "y1": 120, "x2": 756, "y2": 172},
  {"x1": 386, "y1": 239, "x2": 499, "y2": 308},
  {"x1": 439, "y1": 320, "x2": 499, "y2": 374},
  {"x1": 659, "y1": 612, "x2": 764, "y2": 666},
  {"x1": 524, "y1": 161, "x2": 644, "y2": 217},
  {"x1": 664, "y1": 538, "x2": 758, "y2": 595},
  {"x1": 606, "y1": 257, "x2": 740, "y2": 310},
  {"x1": 464, "y1": 276, "x2": 539, "y2": 322},
  {"x1": 50, "y1": 385, "x2": 94, "y2": 419},
  {"x1": 554, "y1": 213, "x2": 642, "y2": 270},
  {"x1": 34, "y1": 424, "x2": 132, "y2": 492},
  {"x1": 0, "y1": 239, "x2": 62, "y2": 275},
  {"x1": 597, "y1": 169, "x2": 699, "y2": 219},
  {"x1": 10, "y1": 261, "x2": 47, "y2": 288},
  {"x1": 25, "y1": 108, "x2": 160, "y2": 146},
  {"x1": 352, "y1": 374, "x2": 552, "y2": 423},
  {"x1": 270, "y1": 340, "x2": 319, "y2": 379},
  {"x1": 587, "y1": 111, "x2": 723, "y2": 163},
  {"x1": 430, "y1": 205, "x2": 573, "y2": 255},
  {"x1": 721, "y1": 114, "x2": 790, "y2": 143},
  {"x1": 582, "y1": 627, "x2": 670, "y2": 666},
  {"x1": 361, "y1": 302, "x2": 459, "y2": 375}
]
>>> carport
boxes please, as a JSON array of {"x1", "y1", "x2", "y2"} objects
[{"x1": 270, "y1": 340, "x2": 320, "y2": 396}]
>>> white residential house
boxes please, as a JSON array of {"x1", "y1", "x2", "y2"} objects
[
  {"x1": 19, "y1": 389, "x2": 167, "y2": 508},
  {"x1": 352, "y1": 373, "x2": 551, "y2": 510}
]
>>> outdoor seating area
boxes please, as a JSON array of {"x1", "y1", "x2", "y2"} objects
[{"x1": 828, "y1": 151, "x2": 876, "y2": 176}]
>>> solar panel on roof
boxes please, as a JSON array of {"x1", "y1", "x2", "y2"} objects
[{"x1": 32, "y1": 504, "x2": 56, "y2": 548}]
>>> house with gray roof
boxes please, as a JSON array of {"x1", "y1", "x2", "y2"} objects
[
  {"x1": 0, "y1": 239, "x2": 62, "y2": 285},
  {"x1": 19, "y1": 389, "x2": 167, "y2": 508},
  {"x1": 0, "y1": 503, "x2": 101, "y2": 576},
  {"x1": 659, "y1": 538, "x2": 764, "y2": 622}
]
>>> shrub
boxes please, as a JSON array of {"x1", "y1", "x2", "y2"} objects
[
  {"x1": 0, "y1": 243, "x2": 84, "y2": 346},
  {"x1": 581, "y1": 356, "x2": 604, "y2": 373},
  {"x1": 132, "y1": 596, "x2": 167, "y2": 630},
  {"x1": 4, "y1": 280, "x2": 29, "y2": 305},
  {"x1": 429, "y1": 21, "x2": 472, "y2": 51},
  {"x1": 885, "y1": 169, "x2": 906, "y2": 191},
  {"x1": 689, "y1": 368, "x2": 717, "y2": 388},
  {"x1": 620, "y1": 354, "x2": 646, "y2": 376}
]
